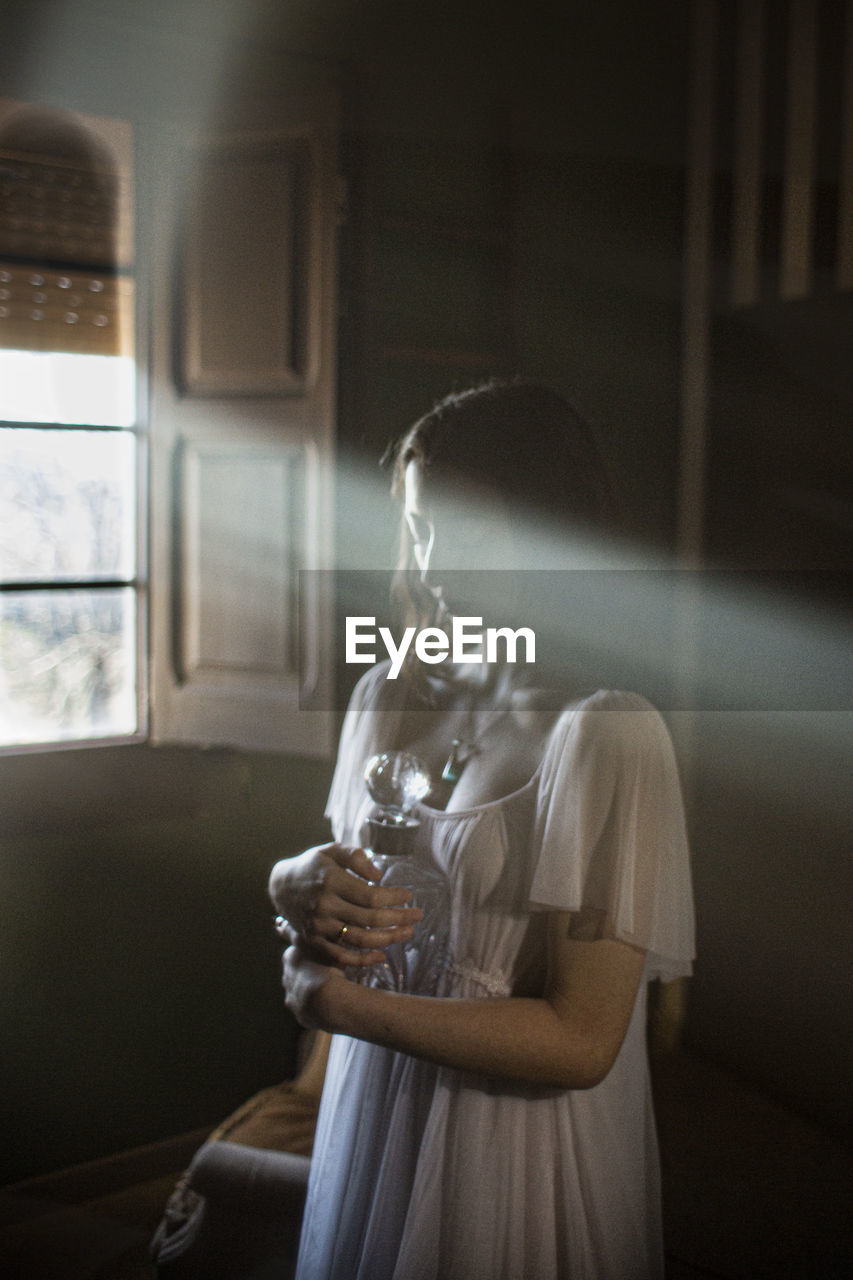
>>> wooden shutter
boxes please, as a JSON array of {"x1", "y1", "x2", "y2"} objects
[{"x1": 148, "y1": 81, "x2": 338, "y2": 755}]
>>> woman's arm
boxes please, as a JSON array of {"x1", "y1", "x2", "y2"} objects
[{"x1": 284, "y1": 912, "x2": 645, "y2": 1090}]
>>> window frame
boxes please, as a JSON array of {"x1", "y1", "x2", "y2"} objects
[
  {"x1": 0, "y1": 100, "x2": 147, "y2": 755},
  {"x1": 0, "y1": 424, "x2": 148, "y2": 757}
]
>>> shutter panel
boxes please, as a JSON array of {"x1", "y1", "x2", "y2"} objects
[{"x1": 149, "y1": 82, "x2": 337, "y2": 755}]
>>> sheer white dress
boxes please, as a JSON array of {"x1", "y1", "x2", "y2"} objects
[{"x1": 294, "y1": 664, "x2": 695, "y2": 1280}]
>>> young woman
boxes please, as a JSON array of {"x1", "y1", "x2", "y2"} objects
[{"x1": 269, "y1": 381, "x2": 695, "y2": 1279}]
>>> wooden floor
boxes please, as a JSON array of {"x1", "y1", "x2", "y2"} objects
[{"x1": 1, "y1": 1050, "x2": 851, "y2": 1279}]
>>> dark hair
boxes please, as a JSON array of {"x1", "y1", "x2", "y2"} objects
[
  {"x1": 386, "y1": 379, "x2": 613, "y2": 525},
  {"x1": 384, "y1": 379, "x2": 615, "y2": 646}
]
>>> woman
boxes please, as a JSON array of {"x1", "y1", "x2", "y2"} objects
[{"x1": 269, "y1": 381, "x2": 695, "y2": 1279}]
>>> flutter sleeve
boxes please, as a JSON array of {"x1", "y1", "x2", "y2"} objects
[{"x1": 531, "y1": 689, "x2": 695, "y2": 982}]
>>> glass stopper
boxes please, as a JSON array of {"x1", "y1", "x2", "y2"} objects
[{"x1": 364, "y1": 751, "x2": 431, "y2": 815}]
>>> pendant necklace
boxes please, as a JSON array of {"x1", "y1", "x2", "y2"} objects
[{"x1": 441, "y1": 695, "x2": 512, "y2": 786}]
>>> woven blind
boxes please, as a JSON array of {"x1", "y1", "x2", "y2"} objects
[{"x1": 0, "y1": 145, "x2": 132, "y2": 357}]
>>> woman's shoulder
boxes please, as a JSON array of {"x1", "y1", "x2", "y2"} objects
[{"x1": 544, "y1": 688, "x2": 671, "y2": 765}]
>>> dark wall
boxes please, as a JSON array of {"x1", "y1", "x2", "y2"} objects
[
  {"x1": 688, "y1": 710, "x2": 852, "y2": 1141},
  {"x1": 0, "y1": 747, "x2": 330, "y2": 1183},
  {"x1": 7, "y1": 0, "x2": 848, "y2": 1184},
  {"x1": 687, "y1": 292, "x2": 853, "y2": 1139}
]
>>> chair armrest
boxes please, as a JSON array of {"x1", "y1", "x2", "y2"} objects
[{"x1": 186, "y1": 1143, "x2": 311, "y2": 1216}]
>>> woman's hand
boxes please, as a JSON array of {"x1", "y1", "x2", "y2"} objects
[
  {"x1": 269, "y1": 843, "x2": 424, "y2": 968},
  {"x1": 281, "y1": 942, "x2": 344, "y2": 1029}
]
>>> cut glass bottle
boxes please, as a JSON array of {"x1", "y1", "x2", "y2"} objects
[{"x1": 356, "y1": 751, "x2": 449, "y2": 995}]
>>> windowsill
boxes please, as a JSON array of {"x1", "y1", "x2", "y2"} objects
[{"x1": 0, "y1": 732, "x2": 147, "y2": 758}]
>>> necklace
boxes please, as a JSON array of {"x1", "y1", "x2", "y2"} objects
[{"x1": 440, "y1": 695, "x2": 512, "y2": 785}]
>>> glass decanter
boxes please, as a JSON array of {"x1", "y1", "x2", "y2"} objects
[{"x1": 356, "y1": 751, "x2": 449, "y2": 995}]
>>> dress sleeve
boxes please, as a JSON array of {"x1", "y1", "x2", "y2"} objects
[{"x1": 531, "y1": 689, "x2": 695, "y2": 982}]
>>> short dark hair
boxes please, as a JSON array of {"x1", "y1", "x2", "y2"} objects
[
  {"x1": 383, "y1": 380, "x2": 616, "y2": 659},
  {"x1": 385, "y1": 379, "x2": 614, "y2": 530}
]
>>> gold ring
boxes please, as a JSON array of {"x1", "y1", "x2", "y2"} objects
[{"x1": 336, "y1": 924, "x2": 349, "y2": 944}]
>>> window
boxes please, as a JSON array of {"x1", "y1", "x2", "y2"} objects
[
  {"x1": 1, "y1": 79, "x2": 338, "y2": 758},
  {"x1": 0, "y1": 100, "x2": 142, "y2": 750}
]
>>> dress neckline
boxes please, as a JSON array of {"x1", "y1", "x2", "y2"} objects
[
  {"x1": 416, "y1": 756, "x2": 544, "y2": 819},
  {"x1": 379, "y1": 685, "x2": 595, "y2": 822}
]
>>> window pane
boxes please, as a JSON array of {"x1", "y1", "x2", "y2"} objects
[
  {"x1": 0, "y1": 428, "x2": 136, "y2": 583},
  {"x1": 0, "y1": 588, "x2": 136, "y2": 745},
  {"x1": 0, "y1": 349, "x2": 136, "y2": 427}
]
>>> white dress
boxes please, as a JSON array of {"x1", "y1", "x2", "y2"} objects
[{"x1": 295, "y1": 665, "x2": 695, "y2": 1280}]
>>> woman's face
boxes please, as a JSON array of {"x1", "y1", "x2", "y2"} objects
[{"x1": 402, "y1": 459, "x2": 517, "y2": 606}]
